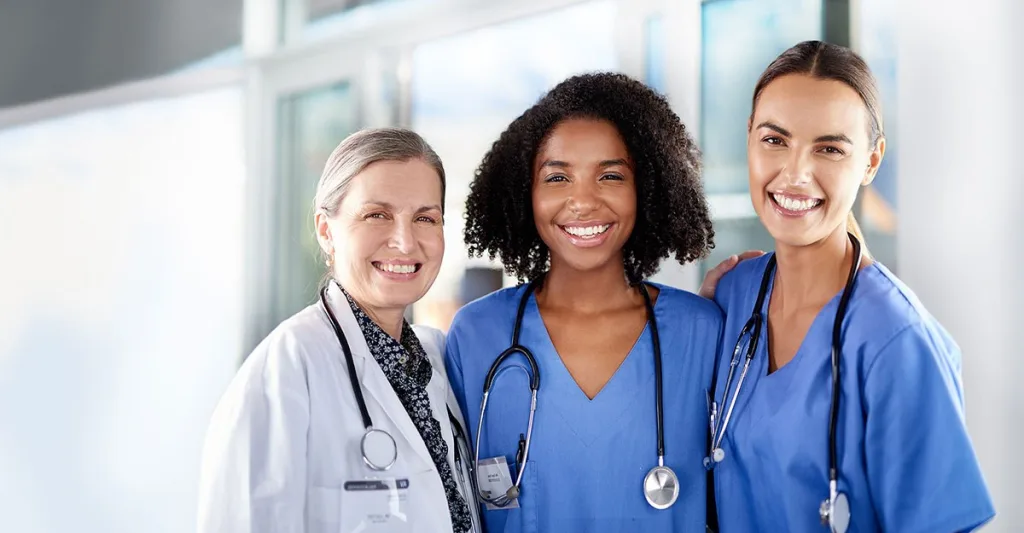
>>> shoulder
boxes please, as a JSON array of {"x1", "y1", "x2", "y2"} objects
[
  {"x1": 448, "y1": 285, "x2": 527, "y2": 334},
  {"x1": 714, "y1": 253, "x2": 774, "y2": 310},
  {"x1": 849, "y1": 263, "x2": 961, "y2": 375},
  {"x1": 238, "y1": 304, "x2": 330, "y2": 387},
  {"x1": 648, "y1": 282, "x2": 723, "y2": 327}
]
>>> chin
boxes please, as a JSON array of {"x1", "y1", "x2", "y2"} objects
[
  {"x1": 364, "y1": 281, "x2": 432, "y2": 310},
  {"x1": 556, "y1": 253, "x2": 621, "y2": 275},
  {"x1": 764, "y1": 223, "x2": 835, "y2": 250}
]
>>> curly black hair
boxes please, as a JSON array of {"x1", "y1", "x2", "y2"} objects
[{"x1": 464, "y1": 72, "x2": 715, "y2": 284}]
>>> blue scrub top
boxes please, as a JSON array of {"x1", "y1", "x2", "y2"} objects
[
  {"x1": 710, "y1": 254, "x2": 995, "y2": 533},
  {"x1": 445, "y1": 282, "x2": 723, "y2": 533}
]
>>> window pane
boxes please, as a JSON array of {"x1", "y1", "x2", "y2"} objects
[
  {"x1": 275, "y1": 82, "x2": 360, "y2": 321},
  {"x1": 409, "y1": 0, "x2": 617, "y2": 329},
  {"x1": 856, "y1": 0, "x2": 898, "y2": 272},
  {"x1": 700, "y1": 0, "x2": 822, "y2": 195},
  {"x1": 0, "y1": 86, "x2": 246, "y2": 532},
  {"x1": 645, "y1": 14, "x2": 667, "y2": 94},
  {"x1": 300, "y1": 0, "x2": 431, "y2": 43}
]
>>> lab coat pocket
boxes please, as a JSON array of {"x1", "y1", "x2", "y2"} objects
[{"x1": 306, "y1": 486, "x2": 342, "y2": 533}]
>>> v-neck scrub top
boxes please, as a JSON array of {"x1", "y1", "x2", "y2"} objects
[
  {"x1": 444, "y1": 282, "x2": 723, "y2": 533},
  {"x1": 709, "y1": 253, "x2": 995, "y2": 533}
]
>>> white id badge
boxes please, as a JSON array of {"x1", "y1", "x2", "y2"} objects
[
  {"x1": 340, "y1": 478, "x2": 411, "y2": 533},
  {"x1": 477, "y1": 456, "x2": 519, "y2": 510}
]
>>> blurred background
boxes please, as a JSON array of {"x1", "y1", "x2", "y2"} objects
[{"x1": 0, "y1": 0, "x2": 1018, "y2": 531}]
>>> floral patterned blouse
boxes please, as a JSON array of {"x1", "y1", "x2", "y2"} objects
[{"x1": 343, "y1": 289, "x2": 472, "y2": 532}]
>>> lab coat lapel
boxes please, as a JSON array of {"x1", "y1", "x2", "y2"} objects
[{"x1": 325, "y1": 283, "x2": 434, "y2": 467}]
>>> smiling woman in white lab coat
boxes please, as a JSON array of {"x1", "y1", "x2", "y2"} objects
[{"x1": 197, "y1": 128, "x2": 480, "y2": 533}]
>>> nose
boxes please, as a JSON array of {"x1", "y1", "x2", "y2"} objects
[
  {"x1": 782, "y1": 150, "x2": 813, "y2": 186},
  {"x1": 566, "y1": 182, "x2": 600, "y2": 217},
  {"x1": 388, "y1": 219, "x2": 416, "y2": 254}
]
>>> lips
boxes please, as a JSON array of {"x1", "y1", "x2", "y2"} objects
[
  {"x1": 769, "y1": 192, "x2": 823, "y2": 217},
  {"x1": 372, "y1": 260, "x2": 422, "y2": 280},
  {"x1": 558, "y1": 222, "x2": 614, "y2": 248}
]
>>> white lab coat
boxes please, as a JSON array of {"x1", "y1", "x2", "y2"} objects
[{"x1": 197, "y1": 282, "x2": 478, "y2": 533}]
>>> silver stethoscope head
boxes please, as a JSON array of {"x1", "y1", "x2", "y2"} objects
[
  {"x1": 819, "y1": 480, "x2": 850, "y2": 533},
  {"x1": 643, "y1": 456, "x2": 680, "y2": 510},
  {"x1": 705, "y1": 233, "x2": 863, "y2": 531},
  {"x1": 360, "y1": 427, "x2": 399, "y2": 471},
  {"x1": 319, "y1": 283, "x2": 401, "y2": 475}
]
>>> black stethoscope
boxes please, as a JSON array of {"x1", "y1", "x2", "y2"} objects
[
  {"x1": 704, "y1": 232, "x2": 862, "y2": 533},
  {"x1": 475, "y1": 277, "x2": 680, "y2": 510},
  {"x1": 319, "y1": 283, "x2": 483, "y2": 532}
]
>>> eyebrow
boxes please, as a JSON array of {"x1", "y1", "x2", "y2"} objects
[
  {"x1": 755, "y1": 121, "x2": 853, "y2": 144},
  {"x1": 364, "y1": 201, "x2": 442, "y2": 213},
  {"x1": 539, "y1": 160, "x2": 570, "y2": 169},
  {"x1": 539, "y1": 158, "x2": 630, "y2": 169}
]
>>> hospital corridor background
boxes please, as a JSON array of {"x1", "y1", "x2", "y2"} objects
[{"x1": 0, "y1": 0, "x2": 1020, "y2": 531}]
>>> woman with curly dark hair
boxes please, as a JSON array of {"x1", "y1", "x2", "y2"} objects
[{"x1": 442, "y1": 72, "x2": 724, "y2": 533}]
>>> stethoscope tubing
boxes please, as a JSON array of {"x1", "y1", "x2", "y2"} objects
[
  {"x1": 477, "y1": 277, "x2": 669, "y2": 504},
  {"x1": 705, "y1": 233, "x2": 862, "y2": 532}
]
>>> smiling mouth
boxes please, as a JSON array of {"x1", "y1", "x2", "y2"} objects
[
  {"x1": 559, "y1": 223, "x2": 611, "y2": 238},
  {"x1": 372, "y1": 262, "x2": 421, "y2": 274},
  {"x1": 770, "y1": 192, "x2": 823, "y2": 213}
]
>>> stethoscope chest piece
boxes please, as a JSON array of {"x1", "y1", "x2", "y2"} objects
[
  {"x1": 643, "y1": 464, "x2": 680, "y2": 510},
  {"x1": 820, "y1": 490, "x2": 850, "y2": 533},
  {"x1": 361, "y1": 427, "x2": 399, "y2": 471}
]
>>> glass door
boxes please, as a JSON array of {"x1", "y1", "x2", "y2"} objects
[
  {"x1": 274, "y1": 82, "x2": 360, "y2": 318},
  {"x1": 245, "y1": 50, "x2": 383, "y2": 349}
]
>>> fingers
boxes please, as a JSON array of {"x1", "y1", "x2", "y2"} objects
[
  {"x1": 698, "y1": 255, "x2": 739, "y2": 300},
  {"x1": 698, "y1": 250, "x2": 766, "y2": 300}
]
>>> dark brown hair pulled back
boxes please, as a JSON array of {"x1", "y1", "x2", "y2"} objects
[{"x1": 750, "y1": 40, "x2": 884, "y2": 247}]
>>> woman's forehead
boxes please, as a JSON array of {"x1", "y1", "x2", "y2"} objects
[{"x1": 754, "y1": 75, "x2": 870, "y2": 141}]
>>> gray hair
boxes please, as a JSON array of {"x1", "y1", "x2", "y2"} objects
[{"x1": 314, "y1": 127, "x2": 446, "y2": 218}]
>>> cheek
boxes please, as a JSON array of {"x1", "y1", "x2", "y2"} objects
[
  {"x1": 343, "y1": 226, "x2": 385, "y2": 259},
  {"x1": 531, "y1": 189, "x2": 562, "y2": 224},
  {"x1": 819, "y1": 164, "x2": 864, "y2": 204},
  {"x1": 609, "y1": 188, "x2": 637, "y2": 223},
  {"x1": 418, "y1": 227, "x2": 445, "y2": 259},
  {"x1": 747, "y1": 150, "x2": 780, "y2": 188}
]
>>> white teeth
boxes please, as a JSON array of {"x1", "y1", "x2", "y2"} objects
[
  {"x1": 563, "y1": 224, "x2": 610, "y2": 238},
  {"x1": 376, "y1": 263, "x2": 417, "y2": 274},
  {"x1": 772, "y1": 193, "x2": 821, "y2": 212}
]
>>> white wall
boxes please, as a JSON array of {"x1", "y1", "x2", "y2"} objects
[
  {"x1": 897, "y1": 1, "x2": 1022, "y2": 530},
  {"x1": 0, "y1": 85, "x2": 247, "y2": 533}
]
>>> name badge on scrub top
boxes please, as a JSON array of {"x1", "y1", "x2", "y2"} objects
[
  {"x1": 477, "y1": 456, "x2": 520, "y2": 510},
  {"x1": 340, "y1": 478, "x2": 411, "y2": 533}
]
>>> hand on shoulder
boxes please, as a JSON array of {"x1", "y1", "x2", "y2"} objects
[{"x1": 698, "y1": 250, "x2": 766, "y2": 300}]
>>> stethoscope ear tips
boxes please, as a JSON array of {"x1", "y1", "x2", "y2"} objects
[{"x1": 506, "y1": 486, "x2": 520, "y2": 500}]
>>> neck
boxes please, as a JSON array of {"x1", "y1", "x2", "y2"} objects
[
  {"x1": 364, "y1": 307, "x2": 405, "y2": 341},
  {"x1": 341, "y1": 284, "x2": 405, "y2": 340},
  {"x1": 772, "y1": 228, "x2": 861, "y2": 309},
  {"x1": 536, "y1": 256, "x2": 637, "y2": 313}
]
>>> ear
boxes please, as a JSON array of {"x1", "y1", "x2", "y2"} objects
[
  {"x1": 315, "y1": 210, "x2": 333, "y2": 256},
  {"x1": 862, "y1": 136, "x2": 886, "y2": 187}
]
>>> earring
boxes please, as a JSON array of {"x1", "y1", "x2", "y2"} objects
[{"x1": 325, "y1": 251, "x2": 334, "y2": 267}]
